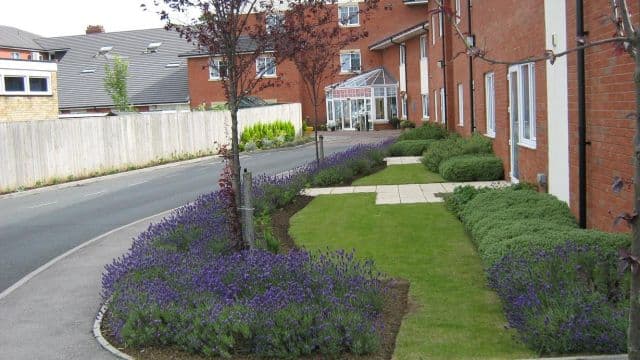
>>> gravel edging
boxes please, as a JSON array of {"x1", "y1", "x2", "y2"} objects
[{"x1": 94, "y1": 300, "x2": 134, "y2": 360}]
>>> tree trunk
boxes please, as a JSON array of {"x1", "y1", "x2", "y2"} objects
[
  {"x1": 629, "y1": 50, "x2": 640, "y2": 360},
  {"x1": 314, "y1": 103, "x2": 320, "y2": 166},
  {"x1": 230, "y1": 105, "x2": 243, "y2": 249}
]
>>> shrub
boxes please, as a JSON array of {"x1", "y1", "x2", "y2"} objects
[
  {"x1": 489, "y1": 242, "x2": 627, "y2": 354},
  {"x1": 312, "y1": 166, "x2": 354, "y2": 187},
  {"x1": 398, "y1": 122, "x2": 448, "y2": 141},
  {"x1": 422, "y1": 134, "x2": 494, "y2": 172},
  {"x1": 438, "y1": 154, "x2": 504, "y2": 181},
  {"x1": 241, "y1": 121, "x2": 295, "y2": 149},
  {"x1": 244, "y1": 141, "x2": 257, "y2": 152},
  {"x1": 388, "y1": 139, "x2": 437, "y2": 156},
  {"x1": 400, "y1": 120, "x2": 415, "y2": 129},
  {"x1": 444, "y1": 185, "x2": 490, "y2": 216}
]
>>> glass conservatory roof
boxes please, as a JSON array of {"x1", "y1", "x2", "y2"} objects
[{"x1": 326, "y1": 67, "x2": 397, "y2": 90}]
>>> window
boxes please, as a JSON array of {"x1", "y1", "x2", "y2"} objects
[
  {"x1": 401, "y1": 96, "x2": 407, "y2": 119},
  {"x1": 420, "y1": 35, "x2": 427, "y2": 59},
  {"x1": 387, "y1": 87, "x2": 398, "y2": 119},
  {"x1": 439, "y1": 12, "x2": 443, "y2": 37},
  {"x1": 256, "y1": 56, "x2": 276, "y2": 77},
  {"x1": 431, "y1": 15, "x2": 436, "y2": 45},
  {"x1": 440, "y1": 87, "x2": 446, "y2": 124},
  {"x1": 434, "y1": 89, "x2": 439, "y2": 123},
  {"x1": 0, "y1": 73, "x2": 51, "y2": 95},
  {"x1": 266, "y1": 13, "x2": 284, "y2": 33},
  {"x1": 339, "y1": 5, "x2": 359, "y2": 26},
  {"x1": 421, "y1": 94, "x2": 429, "y2": 119},
  {"x1": 455, "y1": 0, "x2": 461, "y2": 24},
  {"x1": 209, "y1": 59, "x2": 226, "y2": 80},
  {"x1": 399, "y1": 44, "x2": 406, "y2": 66},
  {"x1": 509, "y1": 63, "x2": 536, "y2": 147},
  {"x1": 458, "y1": 83, "x2": 464, "y2": 126},
  {"x1": 485, "y1": 72, "x2": 496, "y2": 137},
  {"x1": 30, "y1": 52, "x2": 42, "y2": 61},
  {"x1": 4, "y1": 76, "x2": 25, "y2": 92},
  {"x1": 10, "y1": 52, "x2": 19, "y2": 60},
  {"x1": 29, "y1": 77, "x2": 48, "y2": 92},
  {"x1": 340, "y1": 51, "x2": 361, "y2": 73}
]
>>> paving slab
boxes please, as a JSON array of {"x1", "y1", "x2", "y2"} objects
[
  {"x1": 352, "y1": 186, "x2": 377, "y2": 193},
  {"x1": 384, "y1": 156, "x2": 422, "y2": 165},
  {"x1": 376, "y1": 185, "x2": 400, "y2": 193},
  {"x1": 330, "y1": 187, "x2": 355, "y2": 194}
]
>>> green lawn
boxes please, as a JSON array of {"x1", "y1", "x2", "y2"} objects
[
  {"x1": 353, "y1": 164, "x2": 444, "y2": 186},
  {"x1": 290, "y1": 194, "x2": 533, "y2": 359}
]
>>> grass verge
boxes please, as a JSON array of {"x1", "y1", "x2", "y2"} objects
[
  {"x1": 352, "y1": 164, "x2": 444, "y2": 186},
  {"x1": 290, "y1": 193, "x2": 533, "y2": 359}
]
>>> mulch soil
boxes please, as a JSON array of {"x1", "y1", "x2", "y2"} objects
[{"x1": 103, "y1": 195, "x2": 409, "y2": 360}]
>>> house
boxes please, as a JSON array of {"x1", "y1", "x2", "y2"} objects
[
  {"x1": 0, "y1": 25, "x2": 59, "y2": 121},
  {"x1": 35, "y1": 28, "x2": 196, "y2": 113}
]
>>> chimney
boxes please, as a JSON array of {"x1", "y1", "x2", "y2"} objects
[{"x1": 85, "y1": 25, "x2": 105, "y2": 34}]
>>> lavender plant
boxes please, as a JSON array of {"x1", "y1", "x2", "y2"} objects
[{"x1": 101, "y1": 140, "x2": 393, "y2": 357}]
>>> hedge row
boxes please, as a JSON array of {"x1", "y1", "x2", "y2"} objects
[
  {"x1": 421, "y1": 134, "x2": 494, "y2": 173},
  {"x1": 446, "y1": 185, "x2": 630, "y2": 354},
  {"x1": 388, "y1": 139, "x2": 437, "y2": 156},
  {"x1": 397, "y1": 122, "x2": 448, "y2": 141},
  {"x1": 438, "y1": 154, "x2": 503, "y2": 182}
]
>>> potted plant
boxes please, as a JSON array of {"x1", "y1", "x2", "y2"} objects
[{"x1": 389, "y1": 116, "x2": 401, "y2": 129}]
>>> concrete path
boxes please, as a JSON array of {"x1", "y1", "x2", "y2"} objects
[
  {"x1": 0, "y1": 211, "x2": 171, "y2": 360},
  {"x1": 384, "y1": 156, "x2": 422, "y2": 165},
  {"x1": 303, "y1": 181, "x2": 509, "y2": 205}
]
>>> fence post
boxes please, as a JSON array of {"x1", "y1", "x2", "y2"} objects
[
  {"x1": 242, "y1": 169, "x2": 255, "y2": 249},
  {"x1": 319, "y1": 135, "x2": 325, "y2": 162}
]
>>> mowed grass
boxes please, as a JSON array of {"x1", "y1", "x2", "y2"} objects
[
  {"x1": 352, "y1": 164, "x2": 444, "y2": 186},
  {"x1": 290, "y1": 194, "x2": 533, "y2": 359}
]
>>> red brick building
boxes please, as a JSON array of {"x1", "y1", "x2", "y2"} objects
[{"x1": 183, "y1": 0, "x2": 636, "y2": 232}]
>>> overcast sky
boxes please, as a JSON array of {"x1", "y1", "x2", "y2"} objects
[{"x1": 0, "y1": 0, "x2": 194, "y2": 37}]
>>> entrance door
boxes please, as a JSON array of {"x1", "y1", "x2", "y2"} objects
[{"x1": 508, "y1": 67, "x2": 520, "y2": 182}]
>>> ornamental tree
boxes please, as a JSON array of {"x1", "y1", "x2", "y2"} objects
[{"x1": 103, "y1": 55, "x2": 132, "y2": 112}]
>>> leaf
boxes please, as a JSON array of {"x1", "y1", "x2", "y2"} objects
[
  {"x1": 612, "y1": 176, "x2": 624, "y2": 193},
  {"x1": 620, "y1": 248, "x2": 640, "y2": 275}
]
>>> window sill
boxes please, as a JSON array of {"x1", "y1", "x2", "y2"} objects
[
  {"x1": 208, "y1": 78, "x2": 222, "y2": 82},
  {"x1": 1, "y1": 92, "x2": 52, "y2": 96},
  {"x1": 258, "y1": 75, "x2": 277, "y2": 79},
  {"x1": 339, "y1": 70, "x2": 361, "y2": 75},
  {"x1": 518, "y1": 140, "x2": 537, "y2": 150},
  {"x1": 485, "y1": 132, "x2": 496, "y2": 139},
  {"x1": 422, "y1": 116, "x2": 430, "y2": 121},
  {"x1": 339, "y1": 23, "x2": 360, "y2": 28}
]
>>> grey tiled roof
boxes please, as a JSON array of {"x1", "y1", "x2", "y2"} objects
[
  {"x1": 179, "y1": 36, "x2": 270, "y2": 57},
  {"x1": 35, "y1": 28, "x2": 197, "y2": 110},
  {"x1": 0, "y1": 25, "x2": 44, "y2": 50}
]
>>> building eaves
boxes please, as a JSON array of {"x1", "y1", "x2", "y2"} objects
[{"x1": 369, "y1": 21, "x2": 429, "y2": 51}]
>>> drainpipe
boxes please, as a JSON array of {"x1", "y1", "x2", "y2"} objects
[
  {"x1": 468, "y1": 0, "x2": 475, "y2": 133},
  {"x1": 577, "y1": 0, "x2": 587, "y2": 228}
]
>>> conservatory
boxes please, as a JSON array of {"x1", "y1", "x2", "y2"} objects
[{"x1": 325, "y1": 67, "x2": 398, "y2": 131}]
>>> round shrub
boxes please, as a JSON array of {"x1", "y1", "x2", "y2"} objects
[
  {"x1": 444, "y1": 185, "x2": 491, "y2": 216},
  {"x1": 422, "y1": 137, "x2": 465, "y2": 172},
  {"x1": 438, "y1": 154, "x2": 504, "y2": 181},
  {"x1": 398, "y1": 122, "x2": 447, "y2": 141},
  {"x1": 388, "y1": 140, "x2": 437, "y2": 157},
  {"x1": 312, "y1": 166, "x2": 354, "y2": 187}
]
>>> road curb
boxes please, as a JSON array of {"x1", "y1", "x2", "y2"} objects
[{"x1": 94, "y1": 299, "x2": 133, "y2": 360}]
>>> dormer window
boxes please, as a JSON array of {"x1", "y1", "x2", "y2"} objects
[
  {"x1": 339, "y1": 5, "x2": 359, "y2": 27},
  {"x1": 266, "y1": 13, "x2": 284, "y2": 33}
]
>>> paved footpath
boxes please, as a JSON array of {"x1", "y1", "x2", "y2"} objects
[{"x1": 0, "y1": 211, "x2": 171, "y2": 360}]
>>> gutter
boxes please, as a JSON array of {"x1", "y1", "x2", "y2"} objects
[{"x1": 577, "y1": 0, "x2": 587, "y2": 228}]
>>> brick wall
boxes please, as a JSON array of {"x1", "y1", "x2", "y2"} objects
[
  {"x1": 566, "y1": 0, "x2": 637, "y2": 231},
  {"x1": 0, "y1": 72, "x2": 59, "y2": 122}
]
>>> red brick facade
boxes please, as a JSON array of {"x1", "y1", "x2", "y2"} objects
[{"x1": 185, "y1": 0, "x2": 637, "y2": 232}]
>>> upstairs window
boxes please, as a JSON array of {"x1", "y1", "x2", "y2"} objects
[
  {"x1": 1, "y1": 73, "x2": 51, "y2": 95},
  {"x1": 339, "y1": 5, "x2": 359, "y2": 26},
  {"x1": 209, "y1": 58, "x2": 227, "y2": 80},
  {"x1": 256, "y1": 56, "x2": 276, "y2": 77},
  {"x1": 10, "y1": 52, "x2": 19, "y2": 60},
  {"x1": 4, "y1": 76, "x2": 25, "y2": 92},
  {"x1": 399, "y1": 44, "x2": 406, "y2": 66},
  {"x1": 266, "y1": 13, "x2": 284, "y2": 33},
  {"x1": 455, "y1": 0, "x2": 461, "y2": 24},
  {"x1": 29, "y1": 77, "x2": 49, "y2": 92},
  {"x1": 340, "y1": 51, "x2": 361, "y2": 73},
  {"x1": 420, "y1": 35, "x2": 427, "y2": 59}
]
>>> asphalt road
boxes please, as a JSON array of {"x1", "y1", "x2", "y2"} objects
[{"x1": 0, "y1": 132, "x2": 395, "y2": 293}]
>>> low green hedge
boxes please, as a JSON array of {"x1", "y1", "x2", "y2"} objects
[
  {"x1": 388, "y1": 140, "x2": 437, "y2": 157},
  {"x1": 422, "y1": 134, "x2": 493, "y2": 172},
  {"x1": 438, "y1": 154, "x2": 504, "y2": 181},
  {"x1": 397, "y1": 122, "x2": 448, "y2": 141}
]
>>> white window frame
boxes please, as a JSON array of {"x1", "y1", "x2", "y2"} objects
[
  {"x1": 30, "y1": 52, "x2": 42, "y2": 61},
  {"x1": 510, "y1": 63, "x2": 536, "y2": 148},
  {"x1": 0, "y1": 70, "x2": 52, "y2": 96},
  {"x1": 434, "y1": 89, "x2": 439, "y2": 123},
  {"x1": 10, "y1": 52, "x2": 20, "y2": 60},
  {"x1": 256, "y1": 55, "x2": 276, "y2": 78},
  {"x1": 485, "y1": 72, "x2": 496, "y2": 137},
  {"x1": 458, "y1": 83, "x2": 464, "y2": 126},
  {"x1": 431, "y1": 15, "x2": 436, "y2": 45},
  {"x1": 265, "y1": 13, "x2": 284, "y2": 33},
  {"x1": 455, "y1": 0, "x2": 461, "y2": 24},
  {"x1": 338, "y1": 5, "x2": 359, "y2": 27},
  {"x1": 439, "y1": 11, "x2": 443, "y2": 38},
  {"x1": 420, "y1": 35, "x2": 427, "y2": 59},
  {"x1": 440, "y1": 87, "x2": 446, "y2": 124},
  {"x1": 422, "y1": 94, "x2": 429, "y2": 119},
  {"x1": 401, "y1": 96, "x2": 408, "y2": 119},
  {"x1": 209, "y1": 58, "x2": 225, "y2": 81},
  {"x1": 399, "y1": 44, "x2": 406, "y2": 66},
  {"x1": 340, "y1": 50, "x2": 361, "y2": 74}
]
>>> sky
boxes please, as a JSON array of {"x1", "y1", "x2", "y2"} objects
[{"x1": 0, "y1": 0, "x2": 195, "y2": 37}]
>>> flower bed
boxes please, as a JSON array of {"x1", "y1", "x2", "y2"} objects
[
  {"x1": 445, "y1": 185, "x2": 630, "y2": 355},
  {"x1": 101, "y1": 140, "x2": 394, "y2": 358}
]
